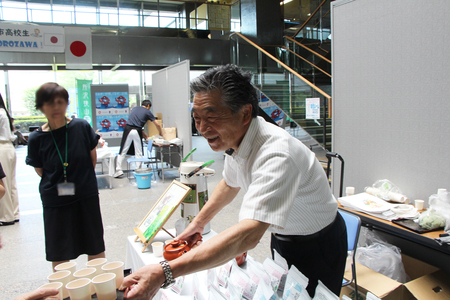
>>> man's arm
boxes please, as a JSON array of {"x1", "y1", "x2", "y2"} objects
[
  {"x1": 175, "y1": 179, "x2": 240, "y2": 247},
  {"x1": 121, "y1": 219, "x2": 269, "y2": 300},
  {"x1": 152, "y1": 120, "x2": 162, "y2": 136}
]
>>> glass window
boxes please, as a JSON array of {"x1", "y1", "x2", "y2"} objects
[
  {"x1": 159, "y1": 12, "x2": 178, "y2": 29},
  {"x1": 53, "y1": 5, "x2": 75, "y2": 24},
  {"x1": 28, "y1": 2, "x2": 52, "y2": 23},
  {"x1": 1, "y1": 1, "x2": 28, "y2": 22},
  {"x1": 7, "y1": 70, "x2": 56, "y2": 117},
  {"x1": 119, "y1": 8, "x2": 139, "y2": 26},
  {"x1": 55, "y1": 70, "x2": 99, "y2": 117},
  {"x1": 100, "y1": 7, "x2": 118, "y2": 26},
  {"x1": 230, "y1": 1, "x2": 240, "y2": 32},
  {"x1": 143, "y1": 12, "x2": 158, "y2": 28},
  {"x1": 75, "y1": 0, "x2": 98, "y2": 25}
]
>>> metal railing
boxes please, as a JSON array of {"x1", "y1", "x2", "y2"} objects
[{"x1": 230, "y1": 32, "x2": 332, "y2": 158}]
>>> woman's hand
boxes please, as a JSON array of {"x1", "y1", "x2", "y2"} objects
[{"x1": 14, "y1": 288, "x2": 59, "y2": 300}]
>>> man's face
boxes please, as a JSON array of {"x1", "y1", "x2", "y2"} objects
[{"x1": 192, "y1": 90, "x2": 251, "y2": 152}]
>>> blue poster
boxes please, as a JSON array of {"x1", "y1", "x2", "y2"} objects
[{"x1": 95, "y1": 91, "x2": 130, "y2": 139}]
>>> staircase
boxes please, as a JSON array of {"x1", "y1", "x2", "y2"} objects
[{"x1": 229, "y1": 0, "x2": 333, "y2": 159}]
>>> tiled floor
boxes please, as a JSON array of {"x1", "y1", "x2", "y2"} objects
[{"x1": 0, "y1": 136, "x2": 272, "y2": 299}]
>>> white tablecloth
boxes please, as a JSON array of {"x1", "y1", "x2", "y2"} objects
[
  {"x1": 97, "y1": 147, "x2": 115, "y2": 176},
  {"x1": 125, "y1": 230, "x2": 217, "y2": 299},
  {"x1": 96, "y1": 147, "x2": 115, "y2": 189}
]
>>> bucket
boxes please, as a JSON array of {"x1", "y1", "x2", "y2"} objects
[{"x1": 134, "y1": 170, "x2": 153, "y2": 189}]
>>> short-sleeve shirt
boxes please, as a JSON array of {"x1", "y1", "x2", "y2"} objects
[
  {"x1": 223, "y1": 117, "x2": 337, "y2": 235},
  {"x1": 0, "y1": 162, "x2": 5, "y2": 180},
  {"x1": 26, "y1": 118, "x2": 100, "y2": 207},
  {"x1": 127, "y1": 106, "x2": 156, "y2": 128}
]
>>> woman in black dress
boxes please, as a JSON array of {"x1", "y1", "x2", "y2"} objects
[{"x1": 26, "y1": 82, "x2": 105, "y2": 269}]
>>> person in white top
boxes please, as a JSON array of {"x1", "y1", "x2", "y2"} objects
[
  {"x1": 120, "y1": 65, "x2": 347, "y2": 299},
  {"x1": 0, "y1": 93, "x2": 19, "y2": 226}
]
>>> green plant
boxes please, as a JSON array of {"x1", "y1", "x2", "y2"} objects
[{"x1": 13, "y1": 116, "x2": 47, "y2": 132}]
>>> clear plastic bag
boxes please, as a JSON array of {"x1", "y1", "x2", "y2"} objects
[
  {"x1": 366, "y1": 179, "x2": 409, "y2": 203},
  {"x1": 428, "y1": 192, "x2": 450, "y2": 232},
  {"x1": 418, "y1": 209, "x2": 446, "y2": 230},
  {"x1": 356, "y1": 228, "x2": 410, "y2": 283}
]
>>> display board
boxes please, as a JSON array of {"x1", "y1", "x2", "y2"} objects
[
  {"x1": 152, "y1": 60, "x2": 192, "y2": 158},
  {"x1": 134, "y1": 180, "x2": 191, "y2": 252},
  {"x1": 330, "y1": 0, "x2": 450, "y2": 201},
  {"x1": 90, "y1": 84, "x2": 129, "y2": 147}
]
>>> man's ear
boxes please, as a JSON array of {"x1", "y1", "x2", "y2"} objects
[{"x1": 242, "y1": 104, "x2": 253, "y2": 125}]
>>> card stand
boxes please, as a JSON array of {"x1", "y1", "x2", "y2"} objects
[{"x1": 133, "y1": 180, "x2": 191, "y2": 253}]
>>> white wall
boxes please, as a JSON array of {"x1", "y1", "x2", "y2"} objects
[
  {"x1": 152, "y1": 60, "x2": 192, "y2": 157},
  {"x1": 331, "y1": 0, "x2": 450, "y2": 202}
]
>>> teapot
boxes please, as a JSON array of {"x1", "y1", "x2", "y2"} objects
[{"x1": 163, "y1": 240, "x2": 191, "y2": 261}]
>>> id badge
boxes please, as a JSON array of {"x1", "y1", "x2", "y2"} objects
[{"x1": 57, "y1": 181, "x2": 75, "y2": 196}]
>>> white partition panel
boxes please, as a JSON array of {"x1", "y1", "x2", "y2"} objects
[
  {"x1": 152, "y1": 60, "x2": 192, "y2": 157},
  {"x1": 331, "y1": 0, "x2": 450, "y2": 202}
]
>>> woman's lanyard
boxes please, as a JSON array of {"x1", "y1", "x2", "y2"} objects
[{"x1": 49, "y1": 118, "x2": 69, "y2": 182}]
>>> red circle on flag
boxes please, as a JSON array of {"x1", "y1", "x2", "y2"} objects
[
  {"x1": 70, "y1": 41, "x2": 87, "y2": 57},
  {"x1": 50, "y1": 36, "x2": 58, "y2": 44}
]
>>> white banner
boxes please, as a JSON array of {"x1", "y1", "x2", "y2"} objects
[
  {"x1": 306, "y1": 97, "x2": 320, "y2": 119},
  {"x1": 0, "y1": 24, "x2": 64, "y2": 52}
]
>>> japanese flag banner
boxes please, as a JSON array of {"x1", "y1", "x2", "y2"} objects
[{"x1": 64, "y1": 27, "x2": 92, "y2": 69}]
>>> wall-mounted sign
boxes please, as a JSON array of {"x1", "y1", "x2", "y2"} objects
[
  {"x1": 306, "y1": 97, "x2": 320, "y2": 119},
  {"x1": 0, "y1": 23, "x2": 64, "y2": 52}
]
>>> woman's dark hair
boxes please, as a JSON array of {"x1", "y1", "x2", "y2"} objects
[
  {"x1": 35, "y1": 82, "x2": 69, "y2": 110},
  {"x1": 190, "y1": 64, "x2": 259, "y2": 118},
  {"x1": 0, "y1": 93, "x2": 14, "y2": 131}
]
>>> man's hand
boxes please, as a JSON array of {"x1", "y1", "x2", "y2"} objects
[
  {"x1": 176, "y1": 222, "x2": 204, "y2": 249},
  {"x1": 14, "y1": 288, "x2": 59, "y2": 300},
  {"x1": 120, "y1": 264, "x2": 165, "y2": 299}
]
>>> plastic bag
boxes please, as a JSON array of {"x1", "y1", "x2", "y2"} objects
[
  {"x1": 356, "y1": 228, "x2": 409, "y2": 283},
  {"x1": 418, "y1": 209, "x2": 446, "y2": 230},
  {"x1": 428, "y1": 192, "x2": 450, "y2": 232},
  {"x1": 365, "y1": 179, "x2": 409, "y2": 203}
]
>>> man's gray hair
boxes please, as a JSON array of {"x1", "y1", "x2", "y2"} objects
[{"x1": 190, "y1": 64, "x2": 259, "y2": 118}]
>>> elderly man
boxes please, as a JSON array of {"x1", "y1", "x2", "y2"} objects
[{"x1": 121, "y1": 65, "x2": 347, "y2": 298}]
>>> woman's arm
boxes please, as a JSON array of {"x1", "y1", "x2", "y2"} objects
[
  {"x1": 90, "y1": 148, "x2": 97, "y2": 169},
  {"x1": 0, "y1": 179, "x2": 5, "y2": 199},
  {"x1": 34, "y1": 168, "x2": 43, "y2": 177}
]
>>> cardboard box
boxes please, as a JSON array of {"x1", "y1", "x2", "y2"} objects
[
  {"x1": 145, "y1": 119, "x2": 162, "y2": 138},
  {"x1": 340, "y1": 255, "x2": 449, "y2": 300}
]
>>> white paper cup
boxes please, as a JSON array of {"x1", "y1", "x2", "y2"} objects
[
  {"x1": 66, "y1": 278, "x2": 92, "y2": 300},
  {"x1": 152, "y1": 242, "x2": 164, "y2": 257},
  {"x1": 38, "y1": 281, "x2": 63, "y2": 300},
  {"x1": 86, "y1": 258, "x2": 108, "y2": 276},
  {"x1": 346, "y1": 186, "x2": 355, "y2": 196},
  {"x1": 165, "y1": 239, "x2": 174, "y2": 246},
  {"x1": 92, "y1": 273, "x2": 117, "y2": 300},
  {"x1": 415, "y1": 199, "x2": 425, "y2": 211},
  {"x1": 54, "y1": 261, "x2": 76, "y2": 279},
  {"x1": 101, "y1": 261, "x2": 124, "y2": 289},
  {"x1": 73, "y1": 267, "x2": 97, "y2": 295},
  {"x1": 48, "y1": 270, "x2": 71, "y2": 299}
]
